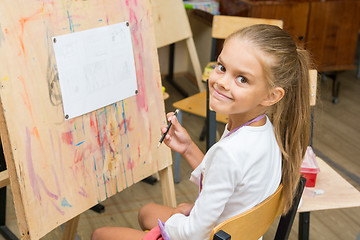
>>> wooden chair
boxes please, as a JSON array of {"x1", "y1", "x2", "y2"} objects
[
  {"x1": 173, "y1": 15, "x2": 283, "y2": 182},
  {"x1": 211, "y1": 177, "x2": 307, "y2": 240}
]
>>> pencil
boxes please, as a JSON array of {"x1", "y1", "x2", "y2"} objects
[{"x1": 157, "y1": 109, "x2": 179, "y2": 148}]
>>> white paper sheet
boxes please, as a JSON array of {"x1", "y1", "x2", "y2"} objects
[{"x1": 52, "y1": 21, "x2": 138, "y2": 119}]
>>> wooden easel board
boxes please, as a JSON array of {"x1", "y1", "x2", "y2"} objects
[
  {"x1": 0, "y1": 1, "x2": 172, "y2": 239},
  {"x1": 150, "y1": 0, "x2": 205, "y2": 91},
  {"x1": 150, "y1": 0, "x2": 193, "y2": 48}
]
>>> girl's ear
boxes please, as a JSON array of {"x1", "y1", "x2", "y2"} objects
[{"x1": 261, "y1": 87, "x2": 285, "y2": 106}]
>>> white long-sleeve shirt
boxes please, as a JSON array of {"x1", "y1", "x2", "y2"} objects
[{"x1": 164, "y1": 116, "x2": 282, "y2": 240}]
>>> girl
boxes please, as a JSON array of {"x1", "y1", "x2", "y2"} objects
[{"x1": 91, "y1": 24, "x2": 311, "y2": 240}]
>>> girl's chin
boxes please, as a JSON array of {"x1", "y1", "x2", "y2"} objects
[{"x1": 209, "y1": 103, "x2": 228, "y2": 115}]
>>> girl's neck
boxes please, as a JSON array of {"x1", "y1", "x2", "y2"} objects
[{"x1": 227, "y1": 112, "x2": 267, "y2": 132}]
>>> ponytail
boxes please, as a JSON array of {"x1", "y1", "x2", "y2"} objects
[{"x1": 272, "y1": 49, "x2": 311, "y2": 213}]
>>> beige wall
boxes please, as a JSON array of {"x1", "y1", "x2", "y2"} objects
[{"x1": 157, "y1": 41, "x2": 189, "y2": 75}]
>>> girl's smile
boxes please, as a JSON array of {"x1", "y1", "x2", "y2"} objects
[{"x1": 212, "y1": 87, "x2": 233, "y2": 101}]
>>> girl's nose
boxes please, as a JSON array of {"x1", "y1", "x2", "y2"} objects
[{"x1": 216, "y1": 74, "x2": 231, "y2": 90}]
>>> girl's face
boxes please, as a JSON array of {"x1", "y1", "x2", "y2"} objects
[{"x1": 208, "y1": 38, "x2": 272, "y2": 119}]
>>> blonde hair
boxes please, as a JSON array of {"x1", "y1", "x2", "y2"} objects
[{"x1": 226, "y1": 25, "x2": 311, "y2": 214}]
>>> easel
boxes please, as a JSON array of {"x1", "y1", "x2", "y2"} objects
[
  {"x1": 0, "y1": 1, "x2": 176, "y2": 239},
  {"x1": 151, "y1": 0, "x2": 205, "y2": 96}
]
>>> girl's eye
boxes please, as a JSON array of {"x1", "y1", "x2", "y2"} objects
[
  {"x1": 237, "y1": 76, "x2": 248, "y2": 84},
  {"x1": 217, "y1": 64, "x2": 225, "y2": 73}
]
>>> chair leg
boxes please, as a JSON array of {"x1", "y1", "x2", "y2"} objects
[
  {"x1": 206, "y1": 110, "x2": 216, "y2": 150},
  {"x1": 321, "y1": 72, "x2": 341, "y2": 104},
  {"x1": 331, "y1": 73, "x2": 340, "y2": 104},
  {"x1": 199, "y1": 121, "x2": 206, "y2": 141},
  {"x1": 166, "y1": 43, "x2": 188, "y2": 97},
  {"x1": 206, "y1": 80, "x2": 217, "y2": 150},
  {"x1": 174, "y1": 110, "x2": 183, "y2": 183},
  {"x1": 299, "y1": 212, "x2": 310, "y2": 240}
]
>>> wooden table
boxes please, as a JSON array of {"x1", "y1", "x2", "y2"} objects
[{"x1": 297, "y1": 157, "x2": 360, "y2": 239}]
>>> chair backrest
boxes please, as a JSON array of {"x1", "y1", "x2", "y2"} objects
[
  {"x1": 309, "y1": 69, "x2": 317, "y2": 107},
  {"x1": 211, "y1": 177, "x2": 307, "y2": 240},
  {"x1": 208, "y1": 15, "x2": 283, "y2": 62},
  {"x1": 212, "y1": 15, "x2": 284, "y2": 40},
  {"x1": 210, "y1": 184, "x2": 284, "y2": 240}
]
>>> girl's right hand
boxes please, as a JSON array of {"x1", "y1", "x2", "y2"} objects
[{"x1": 160, "y1": 111, "x2": 192, "y2": 155}]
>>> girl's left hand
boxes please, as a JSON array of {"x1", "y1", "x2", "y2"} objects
[{"x1": 173, "y1": 203, "x2": 194, "y2": 216}]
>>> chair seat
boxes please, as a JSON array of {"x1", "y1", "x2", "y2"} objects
[{"x1": 173, "y1": 91, "x2": 228, "y2": 124}]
